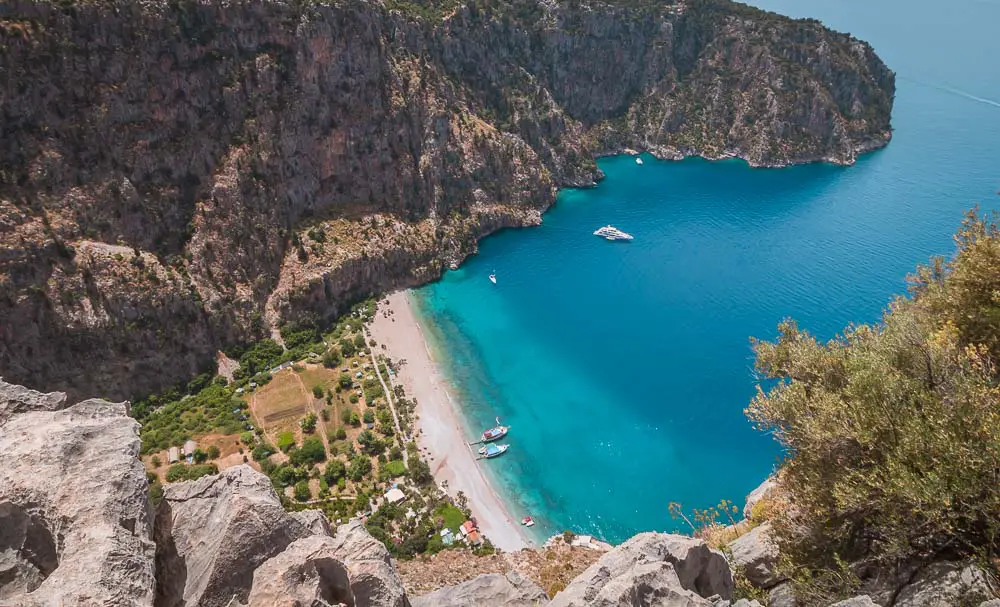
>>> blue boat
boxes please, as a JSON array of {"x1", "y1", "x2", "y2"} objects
[{"x1": 478, "y1": 443, "x2": 509, "y2": 459}]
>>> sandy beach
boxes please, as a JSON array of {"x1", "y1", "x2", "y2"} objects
[{"x1": 369, "y1": 291, "x2": 532, "y2": 552}]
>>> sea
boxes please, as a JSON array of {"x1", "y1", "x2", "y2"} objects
[{"x1": 409, "y1": 0, "x2": 1000, "y2": 544}]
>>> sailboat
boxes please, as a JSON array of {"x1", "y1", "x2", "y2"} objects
[{"x1": 489, "y1": 271, "x2": 497, "y2": 285}]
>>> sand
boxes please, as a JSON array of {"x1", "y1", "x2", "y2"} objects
[{"x1": 369, "y1": 291, "x2": 532, "y2": 552}]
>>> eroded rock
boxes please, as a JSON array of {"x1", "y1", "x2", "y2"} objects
[
  {"x1": 548, "y1": 533, "x2": 733, "y2": 606},
  {"x1": 0, "y1": 381, "x2": 156, "y2": 606},
  {"x1": 153, "y1": 465, "x2": 320, "y2": 607},
  {"x1": 829, "y1": 596, "x2": 880, "y2": 606},
  {"x1": 328, "y1": 520, "x2": 410, "y2": 607},
  {"x1": 411, "y1": 570, "x2": 546, "y2": 607},
  {"x1": 727, "y1": 523, "x2": 783, "y2": 589},
  {"x1": 248, "y1": 535, "x2": 353, "y2": 607}
]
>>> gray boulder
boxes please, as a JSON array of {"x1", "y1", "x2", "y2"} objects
[
  {"x1": 291, "y1": 509, "x2": 334, "y2": 536},
  {"x1": 979, "y1": 600, "x2": 1000, "y2": 607},
  {"x1": 248, "y1": 535, "x2": 353, "y2": 607},
  {"x1": 0, "y1": 381, "x2": 156, "y2": 606},
  {"x1": 829, "y1": 596, "x2": 880, "y2": 607},
  {"x1": 768, "y1": 581, "x2": 797, "y2": 607},
  {"x1": 328, "y1": 519, "x2": 410, "y2": 607},
  {"x1": 727, "y1": 523, "x2": 782, "y2": 589},
  {"x1": 548, "y1": 533, "x2": 733, "y2": 606},
  {"x1": 411, "y1": 570, "x2": 546, "y2": 607},
  {"x1": 154, "y1": 465, "x2": 319, "y2": 607},
  {"x1": 890, "y1": 562, "x2": 993, "y2": 607}
]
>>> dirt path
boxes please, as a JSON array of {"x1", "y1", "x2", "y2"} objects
[
  {"x1": 292, "y1": 370, "x2": 331, "y2": 456},
  {"x1": 364, "y1": 328, "x2": 408, "y2": 466},
  {"x1": 247, "y1": 391, "x2": 286, "y2": 463}
]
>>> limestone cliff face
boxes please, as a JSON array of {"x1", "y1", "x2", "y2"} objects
[{"x1": 0, "y1": 0, "x2": 894, "y2": 399}]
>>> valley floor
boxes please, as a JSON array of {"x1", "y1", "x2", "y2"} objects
[{"x1": 369, "y1": 291, "x2": 532, "y2": 552}]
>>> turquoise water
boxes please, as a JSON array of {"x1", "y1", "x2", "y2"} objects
[{"x1": 411, "y1": 0, "x2": 1000, "y2": 544}]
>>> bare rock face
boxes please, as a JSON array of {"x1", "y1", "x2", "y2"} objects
[
  {"x1": 248, "y1": 535, "x2": 353, "y2": 607},
  {"x1": 743, "y1": 478, "x2": 778, "y2": 521},
  {"x1": 548, "y1": 533, "x2": 733, "y2": 607},
  {"x1": 411, "y1": 570, "x2": 547, "y2": 607},
  {"x1": 727, "y1": 523, "x2": 783, "y2": 589},
  {"x1": 0, "y1": 381, "x2": 156, "y2": 606},
  {"x1": 153, "y1": 465, "x2": 320, "y2": 607},
  {"x1": 880, "y1": 561, "x2": 994, "y2": 607},
  {"x1": 328, "y1": 520, "x2": 410, "y2": 607},
  {"x1": 829, "y1": 597, "x2": 880, "y2": 607}
]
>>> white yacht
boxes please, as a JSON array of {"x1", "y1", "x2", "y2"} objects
[
  {"x1": 593, "y1": 225, "x2": 634, "y2": 241},
  {"x1": 635, "y1": 157, "x2": 644, "y2": 165},
  {"x1": 489, "y1": 272, "x2": 497, "y2": 284}
]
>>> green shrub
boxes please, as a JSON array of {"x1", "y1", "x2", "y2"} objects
[
  {"x1": 277, "y1": 431, "x2": 296, "y2": 453},
  {"x1": 312, "y1": 385, "x2": 324, "y2": 399},
  {"x1": 252, "y1": 442, "x2": 276, "y2": 461},
  {"x1": 300, "y1": 412, "x2": 317, "y2": 433},
  {"x1": 294, "y1": 479, "x2": 312, "y2": 502},
  {"x1": 347, "y1": 455, "x2": 372, "y2": 482},
  {"x1": 165, "y1": 463, "x2": 218, "y2": 483},
  {"x1": 324, "y1": 459, "x2": 346, "y2": 484},
  {"x1": 747, "y1": 211, "x2": 1000, "y2": 594},
  {"x1": 289, "y1": 436, "x2": 327, "y2": 466}
]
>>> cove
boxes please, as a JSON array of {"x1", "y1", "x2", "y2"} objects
[{"x1": 410, "y1": 0, "x2": 1000, "y2": 544}]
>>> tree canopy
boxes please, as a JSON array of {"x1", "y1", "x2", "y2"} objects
[{"x1": 748, "y1": 211, "x2": 1000, "y2": 597}]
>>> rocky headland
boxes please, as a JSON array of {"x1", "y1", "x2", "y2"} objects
[{"x1": 0, "y1": 0, "x2": 895, "y2": 400}]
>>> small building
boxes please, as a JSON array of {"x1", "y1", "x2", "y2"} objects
[
  {"x1": 440, "y1": 528, "x2": 455, "y2": 546},
  {"x1": 460, "y1": 521, "x2": 477, "y2": 537},
  {"x1": 182, "y1": 440, "x2": 197, "y2": 456},
  {"x1": 168, "y1": 447, "x2": 180, "y2": 464},
  {"x1": 384, "y1": 488, "x2": 406, "y2": 505},
  {"x1": 467, "y1": 530, "x2": 484, "y2": 546}
]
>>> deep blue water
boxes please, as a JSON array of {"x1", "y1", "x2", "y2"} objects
[{"x1": 411, "y1": 0, "x2": 1000, "y2": 544}]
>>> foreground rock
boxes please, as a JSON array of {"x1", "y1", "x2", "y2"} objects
[
  {"x1": 867, "y1": 561, "x2": 994, "y2": 607},
  {"x1": 0, "y1": 381, "x2": 156, "y2": 606},
  {"x1": 727, "y1": 523, "x2": 782, "y2": 589},
  {"x1": 248, "y1": 536, "x2": 353, "y2": 607},
  {"x1": 154, "y1": 465, "x2": 320, "y2": 607},
  {"x1": 328, "y1": 520, "x2": 410, "y2": 607},
  {"x1": 548, "y1": 533, "x2": 733, "y2": 606},
  {"x1": 411, "y1": 571, "x2": 546, "y2": 607}
]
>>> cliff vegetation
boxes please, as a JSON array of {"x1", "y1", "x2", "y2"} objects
[{"x1": 749, "y1": 210, "x2": 1000, "y2": 603}]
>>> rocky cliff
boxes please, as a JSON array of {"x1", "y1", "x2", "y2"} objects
[{"x1": 0, "y1": 0, "x2": 895, "y2": 400}]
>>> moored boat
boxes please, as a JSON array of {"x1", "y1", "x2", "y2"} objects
[
  {"x1": 481, "y1": 417, "x2": 509, "y2": 442},
  {"x1": 521, "y1": 516, "x2": 535, "y2": 527},
  {"x1": 489, "y1": 271, "x2": 497, "y2": 284},
  {"x1": 478, "y1": 443, "x2": 509, "y2": 458}
]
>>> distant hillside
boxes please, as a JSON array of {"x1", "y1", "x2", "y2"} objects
[{"x1": 0, "y1": 0, "x2": 894, "y2": 399}]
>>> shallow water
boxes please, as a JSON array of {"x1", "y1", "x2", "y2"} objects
[{"x1": 411, "y1": 0, "x2": 1000, "y2": 543}]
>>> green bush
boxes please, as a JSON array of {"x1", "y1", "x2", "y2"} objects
[
  {"x1": 300, "y1": 412, "x2": 317, "y2": 433},
  {"x1": 252, "y1": 442, "x2": 276, "y2": 461},
  {"x1": 277, "y1": 431, "x2": 296, "y2": 453},
  {"x1": 347, "y1": 455, "x2": 372, "y2": 482},
  {"x1": 312, "y1": 385, "x2": 324, "y2": 399},
  {"x1": 324, "y1": 459, "x2": 346, "y2": 484},
  {"x1": 339, "y1": 338, "x2": 356, "y2": 358},
  {"x1": 165, "y1": 463, "x2": 218, "y2": 483},
  {"x1": 747, "y1": 211, "x2": 1000, "y2": 595},
  {"x1": 382, "y1": 460, "x2": 406, "y2": 478},
  {"x1": 207, "y1": 445, "x2": 220, "y2": 459},
  {"x1": 289, "y1": 436, "x2": 326, "y2": 466},
  {"x1": 323, "y1": 349, "x2": 342, "y2": 369},
  {"x1": 294, "y1": 479, "x2": 312, "y2": 502}
]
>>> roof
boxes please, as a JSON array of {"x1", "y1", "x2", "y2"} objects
[
  {"x1": 467, "y1": 530, "x2": 483, "y2": 545},
  {"x1": 460, "y1": 521, "x2": 476, "y2": 535},
  {"x1": 182, "y1": 440, "x2": 197, "y2": 454},
  {"x1": 384, "y1": 488, "x2": 406, "y2": 504}
]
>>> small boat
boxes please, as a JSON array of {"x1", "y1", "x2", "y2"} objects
[
  {"x1": 489, "y1": 272, "x2": 497, "y2": 285},
  {"x1": 635, "y1": 157, "x2": 644, "y2": 165},
  {"x1": 481, "y1": 417, "x2": 509, "y2": 443},
  {"x1": 521, "y1": 516, "x2": 535, "y2": 527},
  {"x1": 478, "y1": 443, "x2": 509, "y2": 458},
  {"x1": 593, "y1": 225, "x2": 634, "y2": 241}
]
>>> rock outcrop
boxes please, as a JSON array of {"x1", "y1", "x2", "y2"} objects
[
  {"x1": 548, "y1": 533, "x2": 733, "y2": 606},
  {"x1": 727, "y1": 523, "x2": 782, "y2": 589},
  {"x1": 411, "y1": 571, "x2": 547, "y2": 607},
  {"x1": 247, "y1": 535, "x2": 354, "y2": 607},
  {"x1": 866, "y1": 561, "x2": 994, "y2": 607},
  {"x1": 153, "y1": 465, "x2": 319, "y2": 607},
  {"x1": 0, "y1": 0, "x2": 895, "y2": 400},
  {"x1": 328, "y1": 519, "x2": 411, "y2": 607},
  {"x1": 0, "y1": 381, "x2": 156, "y2": 606}
]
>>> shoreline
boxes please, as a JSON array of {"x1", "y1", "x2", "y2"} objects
[{"x1": 369, "y1": 291, "x2": 533, "y2": 553}]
